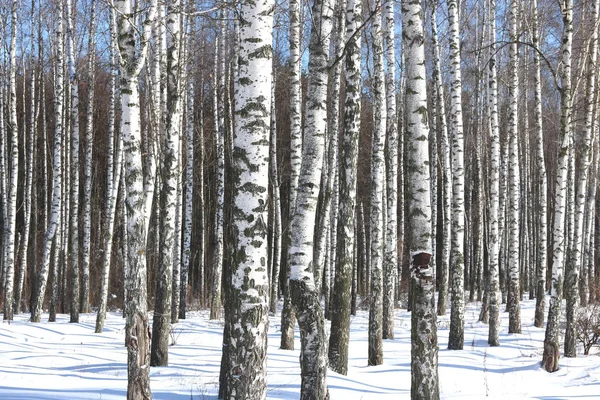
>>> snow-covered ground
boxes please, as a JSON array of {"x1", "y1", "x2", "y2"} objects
[{"x1": 1, "y1": 298, "x2": 599, "y2": 399}]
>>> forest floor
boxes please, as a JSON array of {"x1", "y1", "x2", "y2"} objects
[{"x1": 1, "y1": 297, "x2": 599, "y2": 399}]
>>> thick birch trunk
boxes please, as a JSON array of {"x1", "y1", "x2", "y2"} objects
[
  {"x1": 114, "y1": 1, "x2": 157, "y2": 397},
  {"x1": 218, "y1": 0, "x2": 273, "y2": 396},
  {"x1": 402, "y1": 0, "x2": 439, "y2": 396}
]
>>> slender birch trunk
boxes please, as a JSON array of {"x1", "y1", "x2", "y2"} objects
[
  {"x1": 288, "y1": 0, "x2": 333, "y2": 395},
  {"x1": 368, "y1": 0, "x2": 386, "y2": 366},
  {"x1": 80, "y1": 0, "x2": 96, "y2": 314},
  {"x1": 3, "y1": 0, "x2": 18, "y2": 321},
  {"x1": 383, "y1": 0, "x2": 398, "y2": 339},
  {"x1": 430, "y1": 2, "x2": 450, "y2": 317},
  {"x1": 151, "y1": 0, "x2": 182, "y2": 366},
  {"x1": 543, "y1": 0, "x2": 572, "y2": 373},
  {"x1": 66, "y1": 0, "x2": 81, "y2": 323},
  {"x1": 507, "y1": 0, "x2": 521, "y2": 334},
  {"x1": 532, "y1": 0, "x2": 548, "y2": 329},
  {"x1": 447, "y1": 0, "x2": 466, "y2": 350},
  {"x1": 210, "y1": 11, "x2": 226, "y2": 320},
  {"x1": 32, "y1": 2, "x2": 65, "y2": 323},
  {"x1": 403, "y1": 0, "x2": 439, "y2": 396},
  {"x1": 180, "y1": 79, "x2": 194, "y2": 319},
  {"x1": 486, "y1": 0, "x2": 502, "y2": 345},
  {"x1": 281, "y1": 0, "x2": 302, "y2": 350},
  {"x1": 328, "y1": 0, "x2": 360, "y2": 370},
  {"x1": 95, "y1": 8, "x2": 120, "y2": 333},
  {"x1": 565, "y1": 0, "x2": 598, "y2": 355},
  {"x1": 268, "y1": 72, "x2": 282, "y2": 315}
]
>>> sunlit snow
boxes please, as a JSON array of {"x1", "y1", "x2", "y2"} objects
[{"x1": 1, "y1": 298, "x2": 598, "y2": 399}]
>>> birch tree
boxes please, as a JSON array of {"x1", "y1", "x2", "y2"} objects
[
  {"x1": 114, "y1": 0, "x2": 157, "y2": 396},
  {"x1": 430, "y1": 1, "x2": 450, "y2": 317},
  {"x1": 217, "y1": 0, "x2": 274, "y2": 395},
  {"x1": 81, "y1": 0, "x2": 96, "y2": 314},
  {"x1": 329, "y1": 0, "x2": 360, "y2": 375},
  {"x1": 368, "y1": 0, "x2": 386, "y2": 366},
  {"x1": 95, "y1": 6, "x2": 120, "y2": 333},
  {"x1": 151, "y1": 0, "x2": 182, "y2": 366},
  {"x1": 565, "y1": 0, "x2": 598, "y2": 356},
  {"x1": 66, "y1": 0, "x2": 81, "y2": 323},
  {"x1": 532, "y1": 0, "x2": 548, "y2": 329},
  {"x1": 3, "y1": 0, "x2": 18, "y2": 321},
  {"x1": 543, "y1": 0, "x2": 572, "y2": 373},
  {"x1": 486, "y1": 0, "x2": 502, "y2": 345},
  {"x1": 383, "y1": 0, "x2": 398, "y2": 340},
  {"x1": 288, "y1": 0, "x2": 333, "y2": 395},
  {"x1": 402, "y1": 0, "x2": 439, "y2": 396},
  {"x1": 447, "y1": 0, "x2": 466, "y2": 350},
  {"x1": 32, "y1": 0, "x2": 65, "y2": 324},
  {"x1": 281, "y1": 0, "x2": 302, "y2": 350}
]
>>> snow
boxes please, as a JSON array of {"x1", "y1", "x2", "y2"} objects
[{"x1": 1, "y1": 298, "x2": 599, "y2": 399}]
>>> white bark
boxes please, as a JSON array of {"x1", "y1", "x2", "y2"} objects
[
  {"x1": 368, "y1": 0, "x2": 386, "y2": 366},
  {"x1": 218, "y1": 0, "x2": 274, "y2": 396},
  {"x1": 3, "y1": 0, "x2": 19, "y2": 321},
  {"x1": 402, "y1": 0, "x2": 439, "y2": 396},
  {"x1": 81, "y1": 0, "x2": 96, "y2": 314},
  {"x1": 383, "y1": 0, "x2": 397, "y2": 340},
  {"x1": 543, "y1": 0, "x2": 572, "y2": 373},
  {"x1": 507, "y1": 0, "x2": 521, "y2": 334},
  {"x1": 32, "y1": 1, "x2": 65, "y2": 323},
  {"x1": 447, "y1": 0, "x2": 466, "y2": 350}
]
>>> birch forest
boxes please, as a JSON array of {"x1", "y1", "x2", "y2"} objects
[{"x1": 1, "y1": 0, "x2": 600, "y2": 398}]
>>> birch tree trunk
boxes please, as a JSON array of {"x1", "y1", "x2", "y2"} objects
[
  {"x1": 507, "y1": 0, "x2": 521, "y2": 334},
  {"x1": 114, "y1": 0, "x2": 157, "y2": 396},
  {"x1": 486, "y1": 0, "x2": 502, "y2": 345},
  {"x1": 217, "y1": 0, "x2": 273, "y2": 395},
  {"x1": 66, "y1": 0, "x2": 81, "y2": 324},
  {"x1": 3, "y1": 0, "x2": 18, "y2": 321},
  {"x1": 281, "y1": 0, "x2": 302, "y2": 350},
  {"x1": 210, "y1": 11, "x2": 226, "y2": 320},
  {"x1": 151, "y1": 0, "x2": 182, "y2": 366},
  {"x1": 80, "y1": 0, "x2": 96, "y2": 314},
  {"x1": 543, "y1": 0, "x2": 572, "y2": 373},
  {"x1": 565, "y1": 0, "x2": 598, "y2": 356},
  {"x1": 15, "y1": 5, "x2": 37, "y2": 314},
  {"x1": 431, "y1": 1, "x2": 450, "y2": 317},
  {"x1": 328, "y1": 0, "x2": 360, "y2": 375},
  {"x1": 180, "y1": 80, "x2": 194, "y2": 319},
  {"x1": 383, "y1": 0, "x2": 398, "y2": 340},
  {"x1": 368, "y1": 0, "x2": 386, "y2": 366},
  {"x1": 403, "y1": 0, "x2": 439, "y2": 396},
  {"x1": 288, "y1": 0, "x2": 333, "y2": 395},
  {"x1": 32, "y1": 1, "x2": 65, "y2": 324},
  {"x1": 532, "y1": 0, "x2": 548, "y2": 329},
  {"x1": 95, "y1": 8, "x2": 120, "y2": 333},
  {"x1": 447, "y1": 0, "x2": 466, "y2": 350}
]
